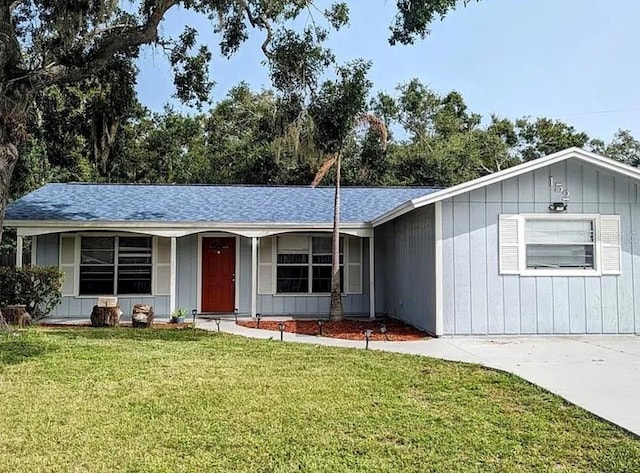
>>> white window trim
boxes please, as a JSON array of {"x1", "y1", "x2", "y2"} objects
[
  {"x1": 518, "y1": 214, "x2": 602, "y2": 277},
  {"x1": 272, "y1": 234, "x2": 362, "y2": 296}
]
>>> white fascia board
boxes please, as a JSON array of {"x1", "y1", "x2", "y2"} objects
[
  {"x1": 372, "y1": 147, "x2": 640, "y2": 227},
  {"x1": 7, "y1": 220, "x2": 373, "y2": 238}
]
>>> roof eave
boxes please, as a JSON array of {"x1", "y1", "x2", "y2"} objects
[{"x1": 4, "y1": 219, "x2": 374, "y2": 238}]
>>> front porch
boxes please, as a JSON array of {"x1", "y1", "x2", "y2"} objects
[{"x1": 17, "y1": 224, "x2": 376, "y2": 320}]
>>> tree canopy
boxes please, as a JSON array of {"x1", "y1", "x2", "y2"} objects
[{"x1": 0, "y1": 0, "x2": 484, "y2": 240}]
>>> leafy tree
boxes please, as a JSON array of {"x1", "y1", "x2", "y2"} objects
[
  {"x1": 0, "y1": 0, "x2": 471, "y2": 242},
  {"x1": 513, "y1": 117, "x2": 591, "y2": 161},
  {"x1": 594, "y1": 129, "x2": 640, "y2": 167}
]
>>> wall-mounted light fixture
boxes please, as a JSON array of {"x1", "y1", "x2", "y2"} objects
[{"x1": 549, "y1": 202, "x2": 567, "y2": 212}]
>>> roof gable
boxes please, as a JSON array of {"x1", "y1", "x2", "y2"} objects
[{"x1": 372, "y1": 147, "x2": 640, "y2": 226}]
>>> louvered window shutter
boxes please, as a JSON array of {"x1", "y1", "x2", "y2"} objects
[
  {"x1": 154, "y1": 237, "x2": 171, "y2": 295},
  {"x1": 600, "y1": 215, "x2": 622, "y2": 275},
  {"x1": 258, "y1": 236, "x2": 275, "y2": 294},
  {"x1": 499, "y1": 215, "x2": 521, "y2": 274},
  {"x1": 59, "y1": 235, "x2": 78, "y2": 296},
  {"x1": 346, "y1": 237, "x2": 362, "y2": 294}
]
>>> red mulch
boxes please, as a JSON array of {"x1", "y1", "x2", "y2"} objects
[{"x1": 236, "y1": 318, "x2": 429, "y2": 341}]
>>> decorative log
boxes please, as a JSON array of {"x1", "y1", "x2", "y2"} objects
[
  {"x1": 2, "y1": 305, "x2": 32, "y2": 326},
  {"x1": 132, "y1": 304, "x2": 154, "y2": 328},
  {"x1": 90, "y1": 305, "x2": 122, "y2": 327},
  {"x1": 0, "y1": 309, "x2": 8, "y2": 331}
]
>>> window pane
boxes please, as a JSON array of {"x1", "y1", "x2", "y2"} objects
[
  {"x1": 277, "y1": 254, "x2": 309, "y2": 264},
  {"x1": 119, "y1": 256, "x2": 152, "y2": 265},
  {"x1": 312, "y1": 237, "x2": 343, "y2": 255},
  {"x1": 81, "y1": 250, "x2": 114, "y2": 265},
  {"x1": 312, "y1": 266, "x2": 343, "y2": 293},
  {"x1": 118, "y1": 237, "x2": 152, "y2": 265},
  {"x1": 81, "y1": 237, "x2": 115, "y2": 264},
  {"x1": 526, "y1": 244, "x2": 594, "y2": 269},
  {"x1": 276, "y1": 266, "x2": 309, "y2": 293},
  {"x1": 118, "y1": 267, "x2": 152, "y2": 294},
  {"x1": 312, "y1": 237, "x2": 332, "y2": 254},
  {"x1": 119, "y1": 236, "x2": 152, "y2": 250},
  {"x1": 525, "y1": 220, "x2": 593, "y2": 244},
  {"x1": 81, "y1": 237, "x2": 114, "y2": 250},
  {"x1": 312, "y1": 254, "x2": 344, "y2": 265},
  {"x1": 79, "y1": 266, "x2": 115, "y2": 295}
]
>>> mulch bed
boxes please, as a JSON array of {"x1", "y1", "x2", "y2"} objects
[{"x1": 236, "y1": 318, "x2": 429, "y2": 341}]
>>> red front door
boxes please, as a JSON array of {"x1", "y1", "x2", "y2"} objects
[{"x1": 202, "y1": 237, "x2": 236, "y2": 312}]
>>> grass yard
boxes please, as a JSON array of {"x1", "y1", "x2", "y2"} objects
[{"x1": 1, "y1": 329, "x2": 639, "y2": 472}]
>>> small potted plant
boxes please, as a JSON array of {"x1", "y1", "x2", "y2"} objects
[{"x1": 170, "y1": 308, "x2": 187, "y2": 324}]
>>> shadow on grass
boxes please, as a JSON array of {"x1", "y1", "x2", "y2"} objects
[
  {"x1": 0, "y1": 335, "x2": 57, "y2": 366},
  {"x1": 42, "y1": 326, "x2": 215, "y2": 343}
]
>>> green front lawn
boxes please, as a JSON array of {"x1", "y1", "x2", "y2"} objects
[{"x1": 1, "y1": 328, "x2": 638, "y2": 472}]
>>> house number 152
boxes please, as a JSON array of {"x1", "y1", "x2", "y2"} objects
[{"x1": 549, "y1": 177, "x2": 570, "y2": 202}]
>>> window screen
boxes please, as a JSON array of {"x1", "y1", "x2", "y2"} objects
[{"x1": 525, "y1": 220, "x2": 595, "y2": 269}]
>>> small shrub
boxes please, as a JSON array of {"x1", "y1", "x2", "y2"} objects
[{"x1": 0, "y1": 266, "x2": 64, "y2": 320}]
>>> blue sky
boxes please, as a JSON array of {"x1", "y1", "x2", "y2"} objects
[{"x1": 136, "y1": 0, "x2": 640, "y2": 141}]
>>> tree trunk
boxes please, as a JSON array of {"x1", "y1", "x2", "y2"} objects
[
  {"x1": 90, "y1": 305, "x2": 122, "y2": 327},
  {"x1": 2, "y1": 305, "x2": 31, "y2": 326},
  {"x1": 0, "y1": 138, "x2": 20, "y2": 246},
  {"x1": 132, "y1": 304, "x2": 154, "y2": 328},
  {"x1": 330, "y1": 154, "x2": 344, "y2": 321}
]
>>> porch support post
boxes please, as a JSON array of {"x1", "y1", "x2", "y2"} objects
[
  {"x1": 169, "y1": 237, "x2": 177, "y2": 315},
  {"x1": 30, "y1": 236, "x2": 37, "y2": 266},
  {"x1": 16, "y1": 235, "x2": 23, "y2": 268},
  {"x1": 251, "y1": 236, "x2": 258, "y2": 317},
  {"x1": 369, "y1": 234, "x2": 375, "y2": 320}
]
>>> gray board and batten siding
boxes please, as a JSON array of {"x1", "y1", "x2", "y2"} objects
[
  {"x1": 375, "y1": 205, "x2": 437, "y2": 334},
  {"x1": 440, "y1": 157, "x2": 640, "y2": 335}
]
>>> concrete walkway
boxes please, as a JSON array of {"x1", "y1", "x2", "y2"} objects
[{"x1": 198, "y1": 319, "x2": 640, "y2": 436}]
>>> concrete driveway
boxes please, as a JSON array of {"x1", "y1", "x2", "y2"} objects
[
  {"x1": 442, "y1": 336, "x2": 640, "y2": 436},
  {"x1": 202, "y1": 320, "x2": 640, "y2": 435}
]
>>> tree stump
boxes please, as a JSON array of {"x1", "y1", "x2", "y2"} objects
[
  {"x1": 2, "y1": 305, "x2": 32, "y2": 327},
  {"x1": 90, "y1": 305, "x2": 122, "y2": 327},
  {"x1": 0, "y1": 309, "x2": 9, "y2": 332},
  {"x1": 132, "y1": 304, "x2": 154, "y2": 328}
]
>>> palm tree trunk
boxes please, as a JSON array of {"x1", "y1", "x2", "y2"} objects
[
  {"x1": 329, "y1": 153, "x2": 344, "y2": 321},
  {"x1": 0, "y1": 130, "x2": 20, "y2": 245}
]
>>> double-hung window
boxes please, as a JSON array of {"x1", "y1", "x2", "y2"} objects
[
  {"x1": 276, "y1": 236, "x2": 344, "y2": 294},
  {"x1": 311, "y1": 237, "x2": 343, "y2": 293},
  {"x1": 79, "y1": 236, "x2": 152, "y2": 295},
  {"x1": 525, "y1": 219, "x2": 595, "y2": 270},
  {"x1": 499, "y1": 214, "x2": 622, "y2": 276}
]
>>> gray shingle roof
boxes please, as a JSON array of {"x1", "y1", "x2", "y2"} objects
[{"x1": 5, "y1": 183, "x2": 440, "y2": 224}]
